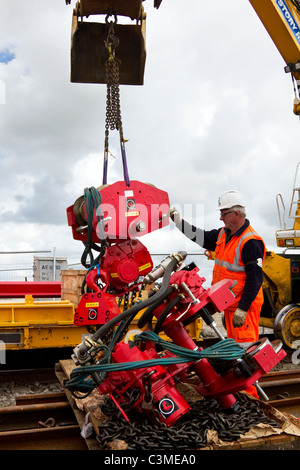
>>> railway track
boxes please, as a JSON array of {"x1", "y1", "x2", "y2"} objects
[
  {"x1": 0, "y1": 367, "x2": 88, "y2": 449},
  {"x1": 0, "y1": 364, "x2": 299, "y2": 450},
  {"x1": 0, "y1": 367, "x2": 57, "y2": 385},
  {"x1": 259, "y1": 369, "x2": 300, "y2": 399},
  {"x1": 0, "y1": 392, "x2": 88, "y2": 450},
  {"x1": 258, "y1": 368, "x2": 300, "y2": 418}
]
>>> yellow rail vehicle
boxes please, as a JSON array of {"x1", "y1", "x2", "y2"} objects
[
  {"x1": 0, "y1": 270, "x2": 203, "y2": 351},
  {"x1": 262, "y1": 251, "x2": 300, "y2": 350},
  {"x1": 0, "y1": 295, "x2": 87, "y2": 350},
  {"x1": 261, "y1": 163, "x2": 300, "y2": 350}
]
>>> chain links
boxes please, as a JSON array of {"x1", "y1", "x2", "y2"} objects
[
  {"x1": 105, "y1": 53, "x2": 122, "y2": 133},
  {"x1": 96, "y1": 393, "x2": 279, "y2": 450},
  {"x1": 102, "y1": 18, "x2": 130, "y2": 186},
  {"x1": 104, "y1": 21, "x2": 123, "y2": 145}
]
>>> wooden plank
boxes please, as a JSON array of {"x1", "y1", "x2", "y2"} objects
[{"x1": 55, "y1": 361, "x2": 101, "y2": 450}]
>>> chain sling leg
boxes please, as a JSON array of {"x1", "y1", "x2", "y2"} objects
[{"x1": 103, "y1": 16, "x2": 130, "y2": 186}]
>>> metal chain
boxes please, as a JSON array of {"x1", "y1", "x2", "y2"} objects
[
  {"x1": 102, "y1": 19, "x2": 130, "y2": 186},
  {"x1": 96, "y1": 393, "x2": 279, "y2": 450},
  {"x1": 105, "y1": 49, "x2": 122, "y2": 133},
  {"x1": 141, "y1": 373, "x2": 162, "y2": 423},
  {"x1": 104, "y1": 20, "x2": 122, "y2": 163}
]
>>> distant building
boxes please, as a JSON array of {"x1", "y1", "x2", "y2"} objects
[{"x1": 33, "y1": 256, "x2": 68, "y2": 282}]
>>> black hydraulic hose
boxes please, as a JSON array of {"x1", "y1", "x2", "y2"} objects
[
  {"x1": 137, "y1": 285, "x2": 175, "y2": 329},
  {"x1": 153, "y1": 294, "x2": 181, "y2": 334},
  {"x1": 78, "y1": 254, "x2": 184, "y2": 357}
]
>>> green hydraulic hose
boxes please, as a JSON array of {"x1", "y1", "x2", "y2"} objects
[{"x1": 66, "y1": 333, "x2": 246, "y2": 395}]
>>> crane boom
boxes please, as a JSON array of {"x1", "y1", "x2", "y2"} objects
[
  {"x1": 249, "y1": 0, "x2": 300, "y2": 114},
  {"x1": 250, "y1": 0, "x2": 300, "y2": 75}
]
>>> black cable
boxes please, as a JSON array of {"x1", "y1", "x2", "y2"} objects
[
  {"x1": 137, "y1": 285, "x2": 175, "y2": 329},
  {"x1": 110, "y1": 311, "x2": 136, "y2": 350},
  {"x1": 153, "y1": 294, "x2": 181, "y2": 334},
  {"x1": 78, "y1": 255, "x2": 183, "y2": 358},
  {"x1": 81, "y1": 187, "x2": 107, "y2": 269}
]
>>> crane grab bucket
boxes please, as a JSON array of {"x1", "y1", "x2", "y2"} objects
[{"x1": 70, "y1": 12, "x2": 146, "y2": 85}]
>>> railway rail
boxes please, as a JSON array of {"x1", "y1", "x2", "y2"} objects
[
  {"x1": 0, "y1": 361, "x2": 299, "y2": 450},
  {"x1": 0, "y1": 392, "x2": 88, "y2": 450},
  {"x1": 259, "y1": 369, "x2": 300, "y2": 419},
  {"x1": 259, "y1": 369, "x2": 300, "y2": 400},
  {"x1": 0, "y1": 367, "x2": 57, "y2": 385}
]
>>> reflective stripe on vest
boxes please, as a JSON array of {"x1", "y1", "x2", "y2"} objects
[{"x1": 214, "y1": 228, "x2": 261, "y2": 272}]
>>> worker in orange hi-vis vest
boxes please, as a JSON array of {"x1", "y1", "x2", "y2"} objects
[{"x1": 169, "y1": 190, "x2": 266, "y2": 399}]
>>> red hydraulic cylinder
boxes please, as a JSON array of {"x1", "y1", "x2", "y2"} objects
[{"x1": 163, "y1": 321, "x2": 238, "y2": 410}]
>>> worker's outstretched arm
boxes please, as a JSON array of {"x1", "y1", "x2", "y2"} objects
[{"x1": 169, "y1": 207, "x2": 220, "y2": 249}]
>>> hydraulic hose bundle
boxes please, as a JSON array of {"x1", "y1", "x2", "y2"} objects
[
  {"x1": 66, "y1": 335, "x2": 246, "y2": 396},
  {"x1": 80, "y1": 186, "x2": 107, "y2": 269},
  {"x1": 74, "y1": 253, "x2": 184, "y2": 362}
]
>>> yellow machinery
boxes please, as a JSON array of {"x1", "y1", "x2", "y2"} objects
[
  {"x1": 261, "y1": 253, "x2": 300, "y2": 349},
  {"x1": 276, "y1": 162, "x2": 300, "y2": 247},
  {"x1": 0, "y1": 268, "x2": 202, "y2": 351},
  {"x1": 249, "y1": 0, "x2": 300, "y2": 115},
  {"x1": 250, "y1": 0, "x2": 300, "y2": 72},
  {"x1": 0, "y1": 295, "x2": 88, "y2": 350},
  {"x1": 261, "y1": 163, "x2": 300, "y2": 349},
  {"x1": 0, "y1": 274, "x2": 202, "y2": 351}
]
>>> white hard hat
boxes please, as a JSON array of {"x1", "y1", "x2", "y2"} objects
[{"x1": 217, "y1": 190, "x2": 246, "y2": 210}]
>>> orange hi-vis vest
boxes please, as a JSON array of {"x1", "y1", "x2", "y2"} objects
[{"x1": 212, "y1": 224, "x2": 266, "y2": 311}]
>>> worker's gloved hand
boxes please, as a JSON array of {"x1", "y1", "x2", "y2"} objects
[
  {"x1": 232, "y1": 308, "x2": 248, "y2": 328},
  {"x1": 168, "y1": 207, "x2": 182, "y2": 224}
]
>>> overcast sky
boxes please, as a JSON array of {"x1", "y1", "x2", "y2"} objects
[{"x1": 0, "y1": 0, "x2": 299, "y2": 280}]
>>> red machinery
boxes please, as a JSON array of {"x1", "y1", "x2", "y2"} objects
[
  {"x1": 65, "y1": 21, "x2": 285, "y2": 421},
  {"x1": 93, "y1": 265, "x2": 286, "y2": 424},
  {"x1": 66, "y1": 180, "x2": 285, "y2": 426},
  {"x1": 74, "y1": 238, "x2": 153, "y2": 326},
  {"x1": 64, "y1": 0, "x2": 288, "y2": 428},
  {"x1": 67, "y1": 252, "x2": 286, "y2": 426},
  {"x1": 95, "y1": 335, "x2": 285, "y2": 426},
  {"x1": 67, "y1": 180, "x2": 170, "y2": 243},
  {"x1": 66, "y1": 177, "x2": 286, "y2": 427},
  {"x1": 68, "y1": 180, "x2": 168, "y2": 328}
]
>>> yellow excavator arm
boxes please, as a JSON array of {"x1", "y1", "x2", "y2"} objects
[{"x1": 249, "y1": 0, "x2": 300, "y2": 114}]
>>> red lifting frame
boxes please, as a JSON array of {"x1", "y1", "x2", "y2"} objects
[{"x1": 0, "y1": 282, "x2": 62, "y2": 298}]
